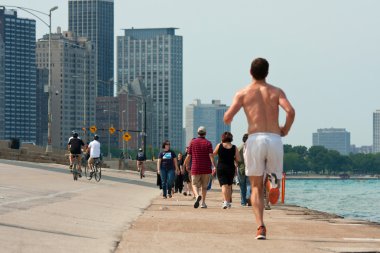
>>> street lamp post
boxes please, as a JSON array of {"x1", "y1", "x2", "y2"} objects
[
  {"x1": 122, "y1": 110, "x2": 126, "y2": 155},
  {"x1": 70, "y1": 43, "x2": 87, "y2": 142},
  {"x1": 2, "y1": 5, "x2": 58, "y2": 152},
  {"x1": 103, "y1": 109, "x2": 111, "y2": 159},
  {"x1": 143, "y1": 99, "x2": 147, "y2": 157},
  {"x1": 46, "y1": 6, "x2": 58, "y2": 153}
]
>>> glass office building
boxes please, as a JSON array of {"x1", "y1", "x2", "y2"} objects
[
  {"x1": 117, "y1": 28, "x2": 183, "y2": 151},
  {"x1": 185, "y1": 99, "x2": 230, "y2": 149},
  {"x1": 69, "y1": 0, "x2": 114, "y2": 97},
  {"x1": 373, "y1": 110, "x2": 380, "y2": 154},
  {"x1": 0, "y1": 8, "x2": 36, "y2": 143},
  {"x1": 312, "y1": 128, "x2": 351, "y2": 155}
]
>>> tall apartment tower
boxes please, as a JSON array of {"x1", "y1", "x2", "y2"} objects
[
  {"x1": 117, "y1": 28, "x2": 183, "y2": 151},
  {"x1": 0, "y1": 8, "x2": 36, "y2": 143},
  {"x1": 69, "y1": 0, "x2": 114, "y2": 97},
  {"x1": 373, "y1": 110, "x2": 380, "y2": 153},
  {"x1": 36, "y1": 29, "x2": 96, "y2": 148},
  {"x1": 312, "y1": 128, "x2": 351, "y2": 155},
  {"x1": 185, "y1": 99, "x2": 230, "y2": 149}
]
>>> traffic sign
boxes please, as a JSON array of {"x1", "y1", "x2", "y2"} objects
[
  {"x1": 123, "y1": 132, "x2": 131, "y2": 141},
  {"x1": 90, "y1": 125, "x2": 97, "y2": 133}
]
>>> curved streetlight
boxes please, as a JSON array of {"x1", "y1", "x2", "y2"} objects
[{"x1": 3, "y1": 5, "x2": 58, "y2": 153}]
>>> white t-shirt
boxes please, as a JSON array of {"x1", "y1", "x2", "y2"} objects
[{"x1": 88, "y1": 140, "x2": 101, "y2": 158}]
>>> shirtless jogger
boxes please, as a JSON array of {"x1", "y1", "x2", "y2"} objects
[{"x1": 224, "y1": 58, "x2": 295, "y2": 240}]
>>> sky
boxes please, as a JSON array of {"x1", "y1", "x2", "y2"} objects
[{"x1": 3, "y1": 0, "x2": 380, "y2": 148}]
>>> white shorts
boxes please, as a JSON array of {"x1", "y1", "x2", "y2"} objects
[{"x1": 244, "y1": 133, "x2": 283, "y2": 179}]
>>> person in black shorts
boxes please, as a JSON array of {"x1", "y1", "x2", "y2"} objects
[
  {"x1": 213, "y1": 132, "x2": 240, "y2": 209},
  {"x1": 67, "y1": 131, "x2": 85, "y2": 176}
]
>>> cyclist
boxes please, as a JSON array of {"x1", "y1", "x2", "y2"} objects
[
  {"x1": 136, "y1": 148, "x2": 146, "y2": 177},
  {"x1": 87, "y1": 134, "x2": 101, "y2": 173},
  {"x1": 67, "y1": 131, "x2": 85, "y2": 177}
]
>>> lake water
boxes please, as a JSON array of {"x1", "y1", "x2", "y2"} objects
[{"x1": 285, "y1": 179, "x2": 380, "y2": 223}]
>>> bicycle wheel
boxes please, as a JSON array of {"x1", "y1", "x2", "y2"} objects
[
  {"x1": 94, "y1": 162, "x2": 102, "y2": 182},
  {"x1": 84, "y1": 163, "x2": 92, "y2": 180},
  {"x1": 73, "y1": 163, "x2": 78, "y2": 181}
]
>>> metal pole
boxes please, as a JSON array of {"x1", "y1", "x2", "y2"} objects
[
  {"x1": 108, "y1": 105, "x2": 111, "y2": 159},
  {"x1": 83, "y1": 49, "x2": 86, "y2": 143},
  {"x1": 144, "y1": 100, "x2": 147, "y2": 157},
  {"x1": 46, "y1": 8, "x2": 53, "y2": 153},
  {"x1": 122, "y1": 110, "x2": 125, "y2": 154}
]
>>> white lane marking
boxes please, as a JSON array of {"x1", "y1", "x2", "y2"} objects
[
  {"x1": 0, "y1": 185, "x2": 99, "y2": 206},
  {"x1": 344, "y1": 237, "x2": 380, "y2": 242}
]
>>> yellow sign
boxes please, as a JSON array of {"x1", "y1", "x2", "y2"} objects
[
  {"x1": 109, "y1": 127, "x2": 116, "y2": 134},
  {"x1": 123, "y1": 132, "x2": 131, "y2": 141},
  {"x1": 90, "y1": 125, "x2": 97, "y2": 133}
]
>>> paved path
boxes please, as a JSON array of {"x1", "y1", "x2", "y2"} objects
[
  {"x1": 116, "y1": 183, "x2": 380, "y2": 253},
  {"x1": 1, "y1": 159, "x2": 380, "y2": 253},
  {"x1": 0, "y1": 159, "x2": 160, "y2": 253}
]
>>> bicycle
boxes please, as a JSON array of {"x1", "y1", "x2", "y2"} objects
[
  {"x1": 137, "y1": 161, "x2": 145, "y2": 179},
  {"x1": 85, "y1": 157, "x2": 102, "y2": 182},
  {"x1": 71, "y1": 154, "x2": 81, "y2": 181}
]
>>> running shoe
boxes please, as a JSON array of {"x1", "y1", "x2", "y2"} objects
[
  {"x1": 255, "y1": 226, "x2": 266, "y2": 240},
  {"x1": 200, "y1": 203, "x2": 207, "y2": 208},
  {"x1": 194, "y1": 195, "x2": 202, "y2": 208}
]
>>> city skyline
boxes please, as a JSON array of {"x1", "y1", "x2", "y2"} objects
[{"x1": 2, "y1": 0, "x2": 380, "y2": 148}]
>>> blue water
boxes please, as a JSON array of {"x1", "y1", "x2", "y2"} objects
[{"x1": 285, "y1": 179, "x2": 380, "y2": 223}]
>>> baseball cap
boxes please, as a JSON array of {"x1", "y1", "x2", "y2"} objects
[{"x1": 197, "y1": 126, "x2": 206, "y2": 134}]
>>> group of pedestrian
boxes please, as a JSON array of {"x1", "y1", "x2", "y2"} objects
[{"x1": 156, "y1": 57, "x2": 295, "y2": 240}]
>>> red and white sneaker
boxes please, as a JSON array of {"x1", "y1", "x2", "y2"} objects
[{"x1": 255, "y1": 225, "x2": 266, "y2": 240}]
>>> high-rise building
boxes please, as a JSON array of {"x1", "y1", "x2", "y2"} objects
[
  {"x1": 36, "y1": 29, "x2": 96, "y2": 148},
  {"x1": 69, "y1": 0, "x2": 114, "y2": 97},
  {"x1": 312, "y1": 128, "x2": 351, "y2": 155},
  {"x1": 373, "y1": 110, "x2": 380, "y2": 153},
  {"x1": 117, "y1": 28, "x2": 183, "y2": 150},
  {"x1": 36, "y1": 69, "x2": 49, "y2": 146},
  {"x1": 185, "y1": 99, "x2": 230, "y2": 149},
  {"x1": 0, "y1": 8, "x2": 36, "y2": 143}
]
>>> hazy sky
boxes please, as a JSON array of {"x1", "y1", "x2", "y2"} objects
[{"x1": 3, "y1": 0, "x2": 380, "y2": 147}]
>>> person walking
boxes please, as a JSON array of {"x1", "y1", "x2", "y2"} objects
[
  {"x1": 237, "y1": 133, "x2": 251, "y2": 206},
  {"x1": 224, "y1": 57, "x2": 295, "y2": 239},
  {"x1": 213, "y1": 132, "x2": 240, "y2": 209},
  {"x1": 157, "y1": 140, "x2": 179, "y2": 198},
  {"x1": 182, "y1": 146, "x2": 193, "y2": 197},
  {"x1": 184, "y1": 126, "x2": 216, "y2": 209},
  {"x1": 174, "y1": 152, "x2": 184, "y2": 193}
]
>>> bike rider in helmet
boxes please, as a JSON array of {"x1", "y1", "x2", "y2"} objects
[
  {"x1": 87, "y1": 134, "x2": 101, "y2": 172},
  {"x1": 136, "y1": 147, "x2": 146, "y2": 177},
  {"x1": 67, "y1": 131, "x2": 85, "y2": 176}
]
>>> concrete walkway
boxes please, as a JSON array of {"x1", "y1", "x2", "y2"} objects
[
  {"x1": 0, "y1": 159, "x2": 160, "y2": 253},
  {"x1": 116, "y1": 183, "x2": 380, "y2": 253},
  {"x1": 1, "y1": 159, "x2": 379, "y2": 253}
]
